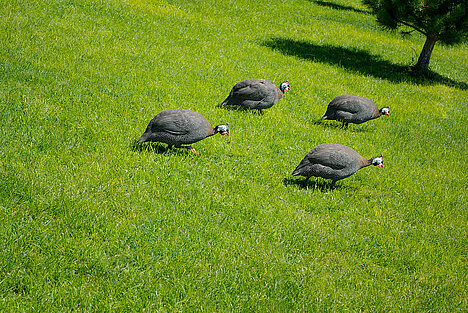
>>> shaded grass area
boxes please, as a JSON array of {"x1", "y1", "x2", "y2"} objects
[
  {"x1": 262, "y1": 37, "x2": 468, "y2": 90},
  {"x1": 312, "y1": 0, "x2": 369, "y2": 14}
]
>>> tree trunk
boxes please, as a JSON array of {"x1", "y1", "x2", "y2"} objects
[{"x1": 415, "y1": 35, "x2": 438, "y2": 72}]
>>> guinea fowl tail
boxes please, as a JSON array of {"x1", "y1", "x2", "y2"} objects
[
  {"x1": 321, "y1": 115, "x2": 327, "y2": 120},
  {"x1": 137, "y1": 133, "x2": 148, "y2": 143},
  {"x1": 220, "y1": 98, "x2": 229, "y2": 106},
  {"x1": 292, "y1": 167, "x2": 303, "y2": 176}
]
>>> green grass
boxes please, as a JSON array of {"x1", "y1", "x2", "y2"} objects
[{"x1": 1, "y1": 0, "x2": 467, "y2": 311}]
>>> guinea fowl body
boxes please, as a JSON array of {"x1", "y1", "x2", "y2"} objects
[
  {"x1": 292, "y1": 143, "x2": 383, "y2": 184},
  {"x1": 321, "y1": 95, "x2": 389, "y2": 127},
  {"x1": 138, "y1": 110, "x2": 229, "y2": 153},
  {"x1": 221, "y1": 79, "x2": 290, "y2": 112}
]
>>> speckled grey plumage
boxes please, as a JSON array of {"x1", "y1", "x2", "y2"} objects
[
  {"x1": 138, "y1": 110, "x2": 224, "y2": 149},
  {"x1": 292, "y1": 143, "x2": 376, "y2": 183},
  {"x1": 321, "y1": 95, "x2": 387, "y2": 126},
  {"x1": 221, "y1": 79, "x2": 288, "y2": 111}
]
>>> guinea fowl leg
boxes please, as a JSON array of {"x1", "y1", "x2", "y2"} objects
[{"x1": 163, "y1": 144, "x2": 173, "y2": 154}]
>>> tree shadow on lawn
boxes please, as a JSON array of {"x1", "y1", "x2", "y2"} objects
[
  {"x1": 262, "y1": 37, "x2": 467, "y2": 90},
  {"x1": 312, "y1": 0, "x2": 369, "y2": 14}
]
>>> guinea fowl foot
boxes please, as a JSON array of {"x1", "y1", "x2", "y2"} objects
[{"x1": 184, "y1": 146, "x2": 197, "y2": 154}]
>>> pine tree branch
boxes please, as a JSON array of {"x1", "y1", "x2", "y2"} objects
[{"x1": 395, "y1": 18, "x2": 427, "y2": 36}]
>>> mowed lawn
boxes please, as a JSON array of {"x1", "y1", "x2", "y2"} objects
[{"x1": 1, "y1": 0, "x2": 467, "y2": 311}]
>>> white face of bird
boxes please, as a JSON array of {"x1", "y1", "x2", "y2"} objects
[
  {"x1": 280, "y1": 81, "x2": 291, "y2": 92},
  {"x1": 216, "y1": 123, "x2": 230, "y2": 136},
  {"x1": 381, "y1": 107, "x2": 390, "y2": 116},
  {"x1": 372, "y1": 156, "x2": 384, "y2": 168}
]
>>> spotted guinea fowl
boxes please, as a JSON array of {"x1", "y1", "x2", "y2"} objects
[
  {"x1": 321, "y1": 94, "x2": 389, "y2": 128},
  {"x1": 221, "y1": 79, "x2": 290, "y2": 113},
  {"x1": 137, "y1": 109, "x2": 229, "y2": 154},
  {"x1": 292, "y1": 143, "x2": 383, "y2": 186}
]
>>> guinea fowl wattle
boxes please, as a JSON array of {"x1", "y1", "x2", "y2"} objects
[
  {"x1": 137, "y1": 109, "x2": 229, "y2": 154},
  {"x1": 321, "y1": 95, "x2": 389, "y2": 128},
  {"x1": 292, "y1": 143, "x2": 383, "y2": 186},
  {"x1": 221, "y1": 79, "x2": 290, "y2": 113}
]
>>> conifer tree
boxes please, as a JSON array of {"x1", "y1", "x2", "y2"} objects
[{"x1": 362, "y1": 0, "x2": 467, "y2": 73}]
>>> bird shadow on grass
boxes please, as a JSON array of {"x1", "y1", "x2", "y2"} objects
[
  {"x1": 262, "y1": 37, "x2": 468, "y2": 90},
  {"x1": 132, "y1": 141, "x2": 167, "y2": 154},
  {"x1": 216, "y1": 103, "x2": 266, "y2": 115},
  {"x1": 312, "y1": 0, "x2": 369, "y2": 14},
  {"x1": 311, "y1": 119, "x2": 372, "y2": 133},
  {"x1": 283, "y1": 177, "x2": 342, "y2": 192},
  {"x1": 131, "y1": 141, "x2": 193, "y2": 155}
]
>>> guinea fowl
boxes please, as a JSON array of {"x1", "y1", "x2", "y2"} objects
[
  {"x1": 292, "y1": 143, "x2": 383, "y2": 186},
  {"x1": 137, "y1": 109, "x2": 229, "y2": 154},
  {"x1": 321, "y1": 95, "x2": 389, "y2": 128},
  {"x1": 221, "y1": 79, "x2": 290, "y2": 113}
]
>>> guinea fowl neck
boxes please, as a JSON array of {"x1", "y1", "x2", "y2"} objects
[
  {"x1": 375, "y1": 108, "x2": 389, "y2": 119},
  {"x1": 373, "y1": 111, "x2": 383, "y2": 119},
  {"x1": 207, "y1": 128, "x2": 217, "y2": 137},
  {"x1": 363, "y1": 159, "x2": 373, "y2": 168},
  {"x1": 277, "y1": 88, "x2": 286, "y2": 100}
]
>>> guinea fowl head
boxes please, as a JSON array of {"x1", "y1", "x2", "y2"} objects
[
  {"x1": 380, "y1": 107, "x2": 390, "y2": 116},
  {"x1": 280, "y1": 81, "x2": 291, "y2": 93},
  {"x1": 214, "y1": 123, "x2": 230, "y2": 136},
  {"x1": 371, "y1": 155, "x2": 384, "y2": 168}
]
